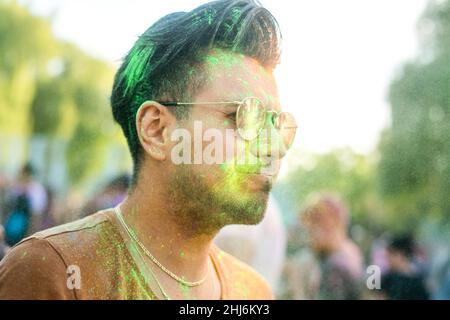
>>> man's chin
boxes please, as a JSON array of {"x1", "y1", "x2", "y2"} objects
[{"x1": 219, "y1": 192, "x2": 270, "y2": 226}]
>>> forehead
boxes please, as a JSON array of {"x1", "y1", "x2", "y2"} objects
[{"x1": 195, "y1": 50, "x2": 280, "y2": 110}]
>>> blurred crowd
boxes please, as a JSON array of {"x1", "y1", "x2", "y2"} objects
[
  {"x1": 0, "y1": 163, "x2": 449, "y2": 300},
  {"x1": 0, "y1": 163, "x2": 130, "y2": 258},
  {"x1": 279, "y1": 195, "x2": 442, "y2": 300}
]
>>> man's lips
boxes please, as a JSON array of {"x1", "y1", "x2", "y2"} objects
[
  {"x1": 233, "y1": 165, "x2": 279, "y2": 176},
  {"x1": 238, "y1": 170, "x2": 276, "y2": 175}
]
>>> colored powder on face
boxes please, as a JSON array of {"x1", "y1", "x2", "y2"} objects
[
  {"x1": 266, "y1": 93, "x2": 275, "y2": 103},
  {"x1": 205, "y1": 55, "x2": 220, "y2": 66},
  {"x1": 212, "y1": 160, "x2": 256, "y2": 205},
  {"x1": 259, "y1": 65, "x2": 265, "y2": 74},
  {"x1": 205, "y1": 49, "x2": 243, "y2": 71},
  {"x1": 243, "y1": 91, "x2": 254, "y2": 98},
  {"x1": 238, "y1": 79, "x2": 249, "y2": 87}
]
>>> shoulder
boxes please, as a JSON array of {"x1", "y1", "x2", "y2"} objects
[
  {"x1": 0, "y1": 210, "x2": 118, "y2": 299},
  {"x1": 0, "y1": 236, "x2": 75, "y2": 299},
  {"x1": 31, "y1": 210, "x2": 112, "y2": 240},
  {"x1": 211, "y1": 245, "x2": 273, "y2": 300},
  {"x1": 27, "y1": 210, "x2": 120, "y2": 254}
]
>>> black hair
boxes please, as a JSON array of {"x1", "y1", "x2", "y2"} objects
[
  {"x1": 107, "y1": 174, "x2": 131, "y2": 191},
  {"x1": 388, "y1": 235, "x2": 415, "y2": 259},
  {"x1": 110, "y1": 0, "x2": 281, "y2": 184},
  {"x1": 21, "y1": 163, "x2": 35, "y2": 177}
]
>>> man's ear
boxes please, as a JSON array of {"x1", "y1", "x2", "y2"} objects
[{"x1": 136, "y1": 101, "x2": 175, "y2": 161}]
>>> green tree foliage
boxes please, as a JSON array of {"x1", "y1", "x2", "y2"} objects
[
  {"x1": 378, "y1": 0, "x2": 450, "y2": 231},
  {"x1": 0, "y1": 1, "x2": 129, "y2": 187},
  {"x1": 31, "y1": 43, "x2": 117, "y2": 185},
  {"x1": 274, "y1": 148, "x2": 381, "y2": 229},
  {"x1": 0, "y1": 0, "x2": 56, "y2": 136}
]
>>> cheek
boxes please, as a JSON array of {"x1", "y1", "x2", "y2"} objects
[
  {"x1": 170, "y1": 114, "x2": 256, "y2": 192},
  {"x1": 189, "y1": 119, "x2": 232, "y2": 179},
  {"x1": 222, "y1": 128, "x2": 242, "y2": 163}
]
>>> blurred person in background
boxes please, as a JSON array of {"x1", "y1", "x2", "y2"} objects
[
  {"x1": 14, "y1": 164, "x2": 47, "y2": 233},
  {"x1": 300, "y1": 193, "x2": 364, "y2": 300},
  {"x1": 371, "y1": 234, "x2": 390, "y2": 274},
  {"x1": 3, "y1": 193, "x2": 31, "y2": 246},
  {"x1": 214, "y1": 194, "x2": 287, "y2": 294},
  {"x1": 81, "y1": 174, "x2": 130, "y2": 217},
  {"x1": 3, "y1": 163, "x2": 48, "y2": 246},
  {"x1": 380, "y1": 235, "x2": 430, "y2": 300},
  {"x1": 0, "y1": 174, "x2": 10, "y2": 223},
  {"x1": 279, "y1": 203, "x2": 320, "y2": 300}
]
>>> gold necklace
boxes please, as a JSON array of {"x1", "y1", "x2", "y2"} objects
[
  {"x1": 132, "y1": 238, "x2": 171, "y2": 300},
  {"x1": 115, "y1": 207, "x2": 171, "y2": 300},
  {"x1": 114, "y1": 206, "x2": 209, "y2": 287}
]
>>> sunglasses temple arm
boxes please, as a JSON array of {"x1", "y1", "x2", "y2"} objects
[{"x1": 160, "y1": 101, "x2": 242, "y2": 107}]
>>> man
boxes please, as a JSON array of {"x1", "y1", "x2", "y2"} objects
[
  {"x1": 300, "y1": 193, "x2": 364, "y2": 300},
  {"x1": 0, "y1": 0, "x2": 296, "y2": 300},
  {"x1": 3, "y1": 164, "x2": 48, "y2": 246},
  {"x1": 381, "y1": 236, "x2": 430, "y2": 300}
]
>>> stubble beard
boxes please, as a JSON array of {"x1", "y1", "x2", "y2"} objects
[{"x1": 167, "y1": 164, "x2": 271, "y2": 237}]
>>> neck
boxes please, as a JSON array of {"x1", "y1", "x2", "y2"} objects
[{"x1": 118, "y1": 178, "x2": 217, "y2": 282}]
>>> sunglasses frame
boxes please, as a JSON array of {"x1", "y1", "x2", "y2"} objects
[{"x1": 158, "y1": 97, "x2": 297, "y2": 143}]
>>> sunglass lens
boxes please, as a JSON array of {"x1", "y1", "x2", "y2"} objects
[
  {"x1": 237, "y1": 98, "x2": 265, "y2": 140},
  {"x1": 277, "y1": 112, "x2": 297, "y2": 149}
]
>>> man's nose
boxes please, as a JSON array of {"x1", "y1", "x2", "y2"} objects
[{"x1": 249, "y1": 126, "x2": 287, "y2": 160}]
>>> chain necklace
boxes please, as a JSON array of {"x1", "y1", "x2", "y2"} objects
[
  {"x1": 114, "y1": 206, "x2": 209, "y2": 287},
  {"x1": 131, "y1": 235, "x2": 171, "y2": 300},
  {"x1": 114, "y1": 206, "x2": 170, "y2": 299}
]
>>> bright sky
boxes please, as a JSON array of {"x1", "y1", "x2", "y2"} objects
[{"x1": 21, "y1": 0, "x2": 428, "y2": 155}]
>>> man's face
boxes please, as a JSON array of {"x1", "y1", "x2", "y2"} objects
[
  {"x1": 302, "y1": 210, "x2": 341, "y2": 253},
  {"x1": 386, "y1": 248, "x2": 407, "y2": 271},
  {"x1": 167, "y1": 50, "x2": 285, "y2": 232}
]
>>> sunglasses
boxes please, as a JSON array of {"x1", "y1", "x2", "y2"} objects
[{"x1": 159, "y1": 97, "x2": 297, "y2": 150}]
